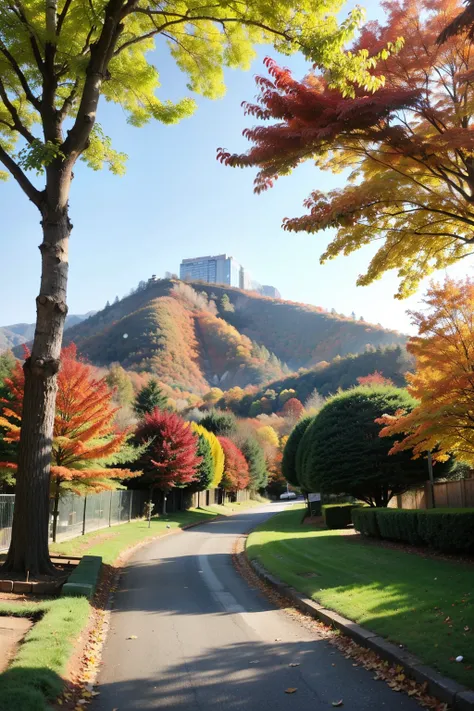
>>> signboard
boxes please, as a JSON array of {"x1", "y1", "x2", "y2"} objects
[{"x1": 308, "y1": 493, "x2": 321, "y2": 502}]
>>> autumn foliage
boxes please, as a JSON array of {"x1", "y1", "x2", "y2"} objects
[
  {"x1": 378, "y1": 278, "x2": 474, "y2": 465},
  {"x1": 220, "y1": 0, "x2": 474, "y2": 298},
  {"x1": 217, "y1": 436, "x2": 250, "y2": 492},
  {"x1": 134, "y1": 409, "x2": 201, "y2": 492},
  {"x1": 281, "y1": 397, "x2": 305, "y2": 420},
  {"x1": 357, "y1": 371, "x2": 394, "y2": 387},
  {"x1": 0, "y1": 345, "x2": 134, "y2": 493}
]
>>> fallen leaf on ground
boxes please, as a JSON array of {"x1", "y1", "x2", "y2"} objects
[
  {"x1": 332, "y1": 701, "x2": 344, "y2": 707},
  {"x1": 249, "y1": 660, "x2": 259, "y2": 664},
  {"x1": 127, "y1": 635, "x2": 138, "y2": 640},
  {"x1": 289, "y1": 663, "x2": 300, "y2": 667},
  {"x1": 285, "y1": 688, "x2": 297, "y2": 694}
]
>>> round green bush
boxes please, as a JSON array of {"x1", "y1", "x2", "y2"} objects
[{"x1": 299, "y1": 386, "x2": 430, "y2": 507}]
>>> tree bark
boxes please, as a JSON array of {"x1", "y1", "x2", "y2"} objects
[
  {"x1": 3, "y1": 198, "x2": 70, "y2": 575},
  {"x1": 52, "y1": 477, "x2": 60, "y2": 543}
]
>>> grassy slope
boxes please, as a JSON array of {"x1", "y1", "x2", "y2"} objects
[{"x1": 247, "y1": 506, "x2": 474, "y2": 687}]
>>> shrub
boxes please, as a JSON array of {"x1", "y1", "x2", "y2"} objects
[
  {"x1": 298, "y1": 386, "x2": 443, "y2": 507},
  {"x1": 417, "y1": 509, "x2": 474, "y2": 554},
  {"x1": 352, "y1": 507, "x2": 380, "y2": 537},
  {"x1": 375, "y1": 509, "x2": 422, "y2": 545},
  {"x1": 323, "y1": 503, "x2": 359, "y2": 529},
  {"x1": 282, "y1": 416, "x2": 313, "y2": 488}
]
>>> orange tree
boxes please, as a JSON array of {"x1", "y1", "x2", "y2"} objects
[
  {"x1": 220, "y1": 0, "x2": 474, "y2": 299},
  {"x1": 378, "y1": 278, "x2": 474, "y2": 465},
  {"x1": 217, "y1": 436, "x2": 250, "y2": 494},
  {"x1": 0, "y1": 345, "x2": 138, "y2": 541}
]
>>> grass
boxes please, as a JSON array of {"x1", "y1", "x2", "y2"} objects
[
  {"x1": 247, "y1": 505, "x2": 474, "y2": 688},
  {"x1": 0, "y1": 597, "x2": 89, "y2": 711}
]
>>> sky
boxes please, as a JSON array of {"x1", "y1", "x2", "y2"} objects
[{"x1": 1, "y1": 1, "x2": 473, "y2": 335}]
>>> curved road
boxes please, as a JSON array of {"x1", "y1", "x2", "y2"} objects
[{"x1": 93, "y1": 504, "x2": 421, "y2": 711}]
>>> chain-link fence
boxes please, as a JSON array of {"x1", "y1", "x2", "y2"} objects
[
  {"x1": 0, "y1": 495, "x2": 14, "y2": 551},
  {"x1": 0, "y1": 490, "x2": 148, "y2": 550}
]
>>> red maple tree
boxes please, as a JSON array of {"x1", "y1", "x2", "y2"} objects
[
  {"x1": 281, "y1": 398, "x2": 305, "y2": 420},
  {"x1": 217, "y1": 436, "x2": 250, "y2": 492},
  {"x1": 218, "y1": 0, "x2": 474, "y2": 298},
  {"x1": 134, "y1": 409, "x2": 201, "y2": 493},
  {"x1": 357, "y1": 371, "x2": 394, "y2": 387}
]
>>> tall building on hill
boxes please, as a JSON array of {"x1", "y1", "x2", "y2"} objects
[
  {"x1": 179, "y1": 254, "x2": 280, "y2": 296},
  {"x1": 180, "y1": 254, "x2": 241, "y2": 287}
]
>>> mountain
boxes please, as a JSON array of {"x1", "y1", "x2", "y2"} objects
[
  {"x1": 0, "y1": 313, "x2": 95, "y2": 353},
  {"x1": 51, "y1": 278, "x2": 406, "y2": 395}
]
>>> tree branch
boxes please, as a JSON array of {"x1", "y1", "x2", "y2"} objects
[
  {"x1": 0, "y1": 145, "x2": 42, "y2": 207},
  {"x1": 0, "y1": 77, "x2": 36, "y2": 143},
  {"x1": 114, "y1": 10, "x2": 294, "y2": 55},
  {"x1": 0, "y1": 44, "x2": 41, "y2": 111}
]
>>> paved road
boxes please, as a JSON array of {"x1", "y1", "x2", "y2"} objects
[{"x1": 93, "y1": 504, "x2": 421, "y2": 711}]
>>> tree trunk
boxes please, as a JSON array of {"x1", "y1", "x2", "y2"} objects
[{"x1": 3, "y1": 205, "x2": 70, "y2": 575}]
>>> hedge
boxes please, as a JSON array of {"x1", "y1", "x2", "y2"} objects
[
  {"x1": 351, "y1": 507, "x2": 380, "y2": 537},
  {"x1": 323, "y1": 503, "x2": 359, "y2": 529},
  {"x1": 352, "y1": 507, "x2": 474, "y2": 554},
  {"x1": 418, "y1": 509, "x2": 474, "y2": 554},
  {"x1": 375, "y1": 508, "x2": 422, "y2": 546}
]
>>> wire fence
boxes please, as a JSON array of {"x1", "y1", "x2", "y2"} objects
[
  {"x1": 0, "y1": 495, "x2": 14, "y2": 551},
  {"x1": 0, "y1": 490, "x2": 148, "y2": 551}
]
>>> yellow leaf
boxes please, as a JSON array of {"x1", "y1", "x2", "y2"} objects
[{"x1": 285, "y1": 688, "x2": 297, "y2": 694}]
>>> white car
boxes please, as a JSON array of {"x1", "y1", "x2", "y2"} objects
[{"x1": 280, "y1": 491, "x2": 297, "y2": 500}]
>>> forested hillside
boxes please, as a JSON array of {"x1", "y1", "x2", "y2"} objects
[
  {"x1": 218, "y1": 346, "x2": 412, "y2": 416},
  {"x1": 10, "y1": 278, "x2": 406, "y2": 396}
]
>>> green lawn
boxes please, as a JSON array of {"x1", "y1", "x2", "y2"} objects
[
  {"x1": 0, "y1": 597, "x2": 89, "y2": 711},
  {"x1": 247, "y1": 505, "x2": 474, "y2": 688}
]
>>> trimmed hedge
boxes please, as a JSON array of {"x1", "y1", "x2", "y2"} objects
[
  {"x1": 418, "y1": 509, "x2": 474, "y2": 554},
  {"x1": 352, "y1": 507, "x2": 474, "y2": 554},
  {"x1": 62, "y1": 555, "x2": 102, "y2": 599},
  {"x1": 375, "y1": 508, "x2": 422, "y2": 546},
  {"x1": 351, "y1": 507, "x2": 380, "y2": 537},
  {"x1": 323, "y1": 503, "x2": 359, "y2": 529}
]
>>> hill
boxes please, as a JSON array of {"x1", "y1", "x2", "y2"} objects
[
  {"x1": 11, "y1": 278, "x2": 406, "y2": 395},
  {"x1": 218, "y1": 345, "x2": 412, "y2": 416},
  {"x1": 0, "y1": 313, "x2": 95, "y2": 353}
]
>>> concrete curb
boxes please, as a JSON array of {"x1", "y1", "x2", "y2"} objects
[{"x1": 248, "y1": 557, "x2": 474, "y2": 710}]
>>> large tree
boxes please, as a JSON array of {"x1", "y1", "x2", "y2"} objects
[
  {"x1": 191, "y1": 422, "x2": 224, "y2": 488},
  {"x1": 217, "y1": 436, "x2": 250, "y2": 493},
  {"x1": 134, "y1": 409, "x2": 200, "y2": 496},
  {"x1": 220, "y1": 0, "x2": 474, "y2": 299},
  {"x1": 0, "y1": 1, "x2": 365, "y2": 575},
  {"x1": 240, "y1": 436, "x2": 268, "y2": 490},
  {"x1": 377, "y1": 278, "x2": 474, "y2": 466},
  {"x1": 0, "y1": 345, "x2": 138, "y2": 540},
  {"x1": 298, "y1": 386, "x2": 439, "y2": 507}
]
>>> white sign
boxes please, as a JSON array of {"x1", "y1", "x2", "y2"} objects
[{"x1": 308, "y1": 493, "x2": 321, "y2": 502}]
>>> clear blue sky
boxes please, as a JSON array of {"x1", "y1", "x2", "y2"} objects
[{"x1": 1, "y1": 1, "x2": 472, "y2": 334}]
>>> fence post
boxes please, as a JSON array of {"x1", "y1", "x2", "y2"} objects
[
  {"x1": 108, "y1": 491, "x2": 113, "y2": 527},
  {"x1": 82, "y1": 496, "x2": 87, "y2": 536},
  {"x1": 129, "y1": 490, "x2": 133, "y2": 522}
]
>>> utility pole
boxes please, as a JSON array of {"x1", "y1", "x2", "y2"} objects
[{"x1": 427, "y1": 451, "x2": 435, "y2": 508}]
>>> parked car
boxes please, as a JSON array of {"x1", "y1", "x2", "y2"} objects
[{"x1": 280, "y1": 491, "x2": 297, "y2": 500}]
